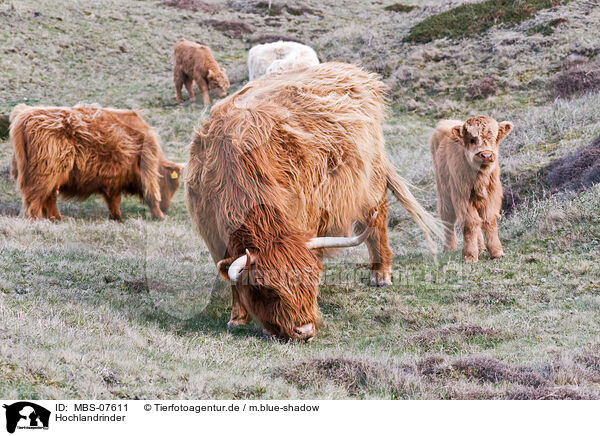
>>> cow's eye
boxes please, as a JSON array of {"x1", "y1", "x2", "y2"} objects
[{"x1": 470, "y1": 138, "x2": 476, "y2": 145}]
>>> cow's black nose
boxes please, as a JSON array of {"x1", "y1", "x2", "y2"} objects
[{"x1": 478, "y1": 152, "x2": 494, "y2": 161}]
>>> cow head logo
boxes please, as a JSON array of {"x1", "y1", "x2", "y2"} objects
[{"x1": 2, "y1": 402, "x2": 50, "y2": 434}]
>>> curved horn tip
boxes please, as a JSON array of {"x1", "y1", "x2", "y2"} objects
[{"x1": 368, "y1": 211, "x2": 378, "y2": 226}]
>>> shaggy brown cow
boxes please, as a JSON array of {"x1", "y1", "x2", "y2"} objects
[
  {"x1": 430, "y1": 116, "x2": 513, "y2": 262},
  {"x1": 173, "y1": 38, "x2": 230, "y2": 105},
  {"x1": 9, "y1": 104, "x2": 182, "y2": 221},
  {"x1": 185, "y1": 62, "x2": 442, "y2": 341}
]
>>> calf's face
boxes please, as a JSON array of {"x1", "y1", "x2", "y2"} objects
[
  {"x1": 207, "y1": 68, "x2": 229, "y2": 97},
  {"x1": 159, "y1": 162, "x2": 183, "y2": 213},
  {"x1": 452, "y1": 116, "x2": 513, "y2": 171}
]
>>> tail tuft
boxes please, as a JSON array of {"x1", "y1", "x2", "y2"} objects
[{"x1": 385, "y1": 162, "x2": 443, "y2": 255}]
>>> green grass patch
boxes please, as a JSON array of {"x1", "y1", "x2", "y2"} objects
[{"x1": 405, "y1": 0, "x2": 572, "y2": 43}]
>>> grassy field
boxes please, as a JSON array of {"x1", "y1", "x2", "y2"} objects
[{"x1": 1, "y1": 0, "x2": 599, "y2": 399}]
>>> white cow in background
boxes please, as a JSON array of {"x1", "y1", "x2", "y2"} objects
[{"x1": 248, "y1": 41, "x2": 320, "y2": 80}]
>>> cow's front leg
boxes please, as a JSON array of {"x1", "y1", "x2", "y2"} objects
[
  {"x1": 103, "y1": 192, "x2": 123, "y2": 221},
  {"x1": 195, "y1": 75, "x2": 211, "y2": 107},
  {"x1": 227, "y1": 284, "x2": 250, "y2": 329},
  {"x1": 147, "y1": 200, "x2": 165, "y2": 221},
  {"x1": 462, "y1": 213, "x2": 482, "y2": 263},
  {"x1": 482, "y1": 217, "x2": 504, "y2": 259},
  {"x1": 357, "y1": 202, "x2": 392, "y2": 286}
]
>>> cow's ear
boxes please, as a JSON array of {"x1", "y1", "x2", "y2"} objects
[
  {"x1": 207, "y1": 69, "x2": 215, "y2": 79},
  {"x1": 216, "y1": 258, "x2": 232, "y2": 280},
  {"x1": 451, "y1": 124, "x2": 464, "y2": 140},
  {"x1": 497, "y1": 121, "x2": 513, "y2": 142}
]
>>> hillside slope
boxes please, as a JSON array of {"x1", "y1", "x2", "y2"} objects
[{"x1": 1, "y1": 0, "x2": 599, "y2": 399}]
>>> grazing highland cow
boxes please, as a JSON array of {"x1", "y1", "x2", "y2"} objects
[
  {"x1": 9, "y1": 104, "x2": 182, "y2": 221},
  {"x1": 430, "y1": 116, "x2": 513, "y2": 262},
  {"x1": 247, "y1": 40, "x2": 319, "y2": 81},
  {"x1": 173, "y1": 38, "x2": 230, "y2": 105},
  {"x1": 185, "y1": 62, "x2": 441, "y2": 341}
]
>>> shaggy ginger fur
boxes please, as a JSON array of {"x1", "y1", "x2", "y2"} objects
[
  {"x1": 173, "y1": 38, "x2": 229, "y2": 105},
  {"x1": 247, "y1": 40, "x2": 319, "y2": 81},
  {"x1": 9, "y1": 104, "x2": 182, "y2": 221},
  {"x1": 185, "y1": 62, "x2": 442, "y2": 340},
  {"x1": 430, "y1": 116, "x2": 513, "y2": 262}
]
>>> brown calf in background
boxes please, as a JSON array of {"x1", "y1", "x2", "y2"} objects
[
  {"x1": 430, "y1": 116, "x2": 513, "y2": 262},
  {"x1": 173, "y1": 38, "x2": 229, "y2": 106},
  {"x1": 9, "y1": 104, "x2": 182, "y2": 221}
]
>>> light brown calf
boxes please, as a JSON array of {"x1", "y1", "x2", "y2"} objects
[
  {"x1": 430, "y1": 116, "x2": 513, "y2": 262},
  {"x1": 173, "y1": 38, "x2": 229, "y2": 106}
]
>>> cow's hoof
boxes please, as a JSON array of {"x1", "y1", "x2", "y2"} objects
[
  {"x1": 489, "y1": 251, "x2": 504, "y2": 259},
  {"x1": 464, "y1": 256, "x2": 478, "y2": 263},
  {"x1": 293, "y1": 323, "x2": 315, "y2": 341},
  {"x1": 261, "y1": 330, "x2": 277, "y2": 341},
  {"x1": 226, "y1": 319, "x2": 248, "y2": 330},
  {"x1": 369, "y1": 272, "x2": 392, "y2": 287}
]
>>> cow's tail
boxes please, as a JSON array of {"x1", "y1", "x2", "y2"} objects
[
  {"x1": 8, "y1": 105, "x2": 31, "y2": 186},
  {"x1": 385, "y1": 161, "x2": 443, "y2": 255}
]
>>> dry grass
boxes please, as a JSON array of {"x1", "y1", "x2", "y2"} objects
[{"x1": 1, "y1": 0, "x2": 600, "y2": 399}]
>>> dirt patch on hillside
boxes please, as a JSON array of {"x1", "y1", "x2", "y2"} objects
[
  {"x1": 204, "y1": 19, "x2": 255, "y2": 38},
  {"x1": 452, "y1": 356, "x2": 548, "y2": 387},
  {"x1": 409, "y1": 324, "x2": 504, "y2": 347},
  {"x1": 230, "y1": 1, "x2": 322, "y2": 17},
  {"x1": 544, "y1": 135, "x2": 600, "y2": 193},
  {"x1": 383, "y1": 3, "x2": 416, "y2": 13},
  {"x1": 277, "y1": 348, "x2": 600, "y2": 398},
  {"x1": 552, "y1": 66, "x2": 600, "y2": 99},
  {"x1": 503, "y1": 134, "x2": 600, "y2": 215},
  {"x1": 275, "y1": 357, "x2": 415, "y2": 398},
  {"x1": 162, "y1": 0, "x2": 220, "y2": 13},
  {"x1": 248, "y1": 33, "x2": 304, "y2": 44},
  {"x1": 466, "y1": 76, "x2": 500, "y2": 100},
  {"x1": 0, "y1": 114, "x2": 9, "y2": 139}
]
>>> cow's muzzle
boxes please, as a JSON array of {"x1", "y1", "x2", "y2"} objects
[{"x1": 476, "y1": 151, "x2": 495, "y2": 163}]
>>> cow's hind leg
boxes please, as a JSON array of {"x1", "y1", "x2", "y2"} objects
[
  {"x1": 439, "y1": 197, "x2": 458, "y2": 252},
  {"x1": 22, "y1": 186, "x2": 49, "y2": 220},
  {"x1": 174, "y1": 67, "x2": 185, "y2": 104},
  {"x1": 478, "y1": 229, "x2": 486, "y2": 253},
  {"x1": 25, "y1": 197, "x2": 43, "y2": 220},
  {"x1": 183, "y1": 75, "x2": 195, "y2": 103},
  {"x1": 356, "y1": 201, "x2": 393, "y2": 287},
  {"x1": 42, "y1": 191, "x2": 62, "y2": 221}
]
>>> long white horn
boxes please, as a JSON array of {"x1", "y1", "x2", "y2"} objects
[
  {"x1": 306, "y1": 212, "x2": 378, "y2": 249},
  {"x1": 228, "y1": 249, "x2": 255, "y2": 283}
]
